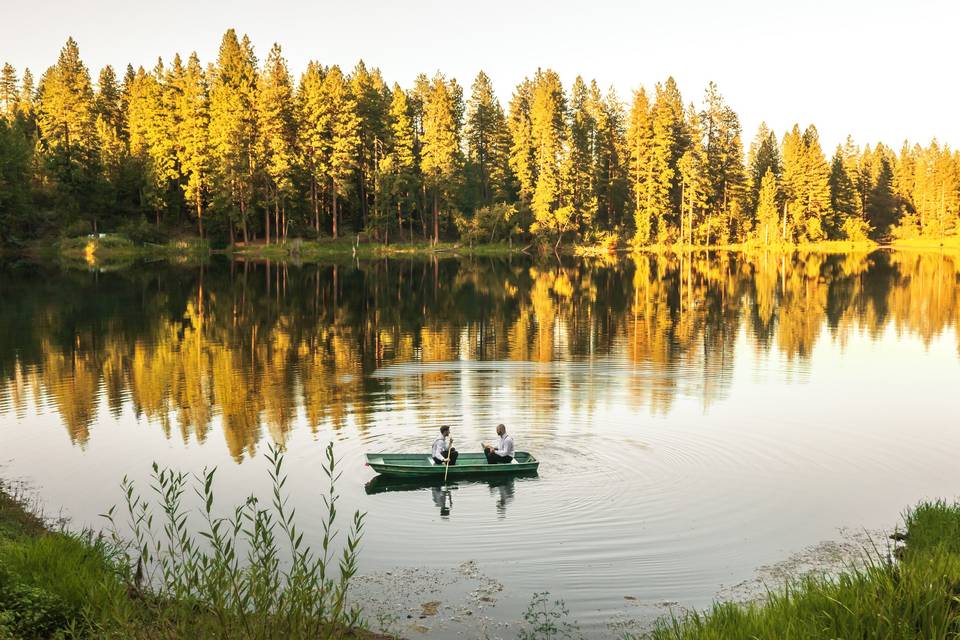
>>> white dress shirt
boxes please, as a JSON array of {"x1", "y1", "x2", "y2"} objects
[
  {"x1": 495, "y1": 434, "x2": 515, "y2": 458},
  {"x1": 432, "y1": 435, "x2": 448, "y2": 460}
]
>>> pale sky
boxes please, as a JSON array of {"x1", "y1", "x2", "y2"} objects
[{"x1": 2, "y1": 0, "x2": 957, "y2": 152}]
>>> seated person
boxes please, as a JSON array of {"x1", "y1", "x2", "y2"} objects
[
  {"x1": 432, "y1": 425, "x2": 458, "y2": 465},
  {"x1": 482, "y1": 424, "x2": 514, "y2": 464}
]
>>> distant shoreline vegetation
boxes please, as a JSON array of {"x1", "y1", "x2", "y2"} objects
[{"x1": 1, "y1": 31, "x2": 958, "y2": 255}]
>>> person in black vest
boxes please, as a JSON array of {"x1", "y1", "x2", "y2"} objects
[{"x1": 432, "y1": 425, "x2": 458, "y2": 465}]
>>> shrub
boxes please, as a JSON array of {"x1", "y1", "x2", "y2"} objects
[
  {"x1": 116, "y1": 219, "x2": 169, "y2": 246},
  {"x1": 891, "y1": 213, "x2": 923, "y2": 240},
  {"x1": 455, "y1": 203, "x2": 523, "y2": 245},
  {"x1": 60, "y1": 219, "x2": 92, "y2": 239},
  {"x1": 841, "y1": 216, "x2": 873, "y2": 242},
  {"x1": 0, "y1": 563, "x2": 74, "y2": 639}
]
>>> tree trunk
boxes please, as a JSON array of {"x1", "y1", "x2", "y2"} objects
[
  {"x1": 332, "y1": 181, "x2": 339, "y2": 240},
  {"x1": 274, "y1": 199, "x2": 280, "y2": 245},
  {"x1": 197, "y1": 196, "x2": 204, "y2": 240},
  {"x1": 397, "y1": 201, "x2": 403, "y2": 243},
  {"x1": 312, "y1": 177, "x2": 320, "y2": 235},
  {"x1": 433, "y1": 190, "x2": 439, "y2": 245}
]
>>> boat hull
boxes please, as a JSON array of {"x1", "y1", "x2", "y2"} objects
[{"x1": 365, "y1": 451, "x2": 539, "y2": 477}]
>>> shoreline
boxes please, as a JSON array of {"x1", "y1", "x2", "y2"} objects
[{"x1": 4, "y1": 233, "x2": 959, "y2": 267}]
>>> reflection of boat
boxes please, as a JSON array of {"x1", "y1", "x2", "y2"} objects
[
  {"x1": 365, "y1": 452, "x2": 539, "y2": 477},
  {"x1": 365, "y1": 472, "x2": 537, "y2": 518},
  {"x1": 364, "y1": 470, "x2": 539, "y2": 495}
]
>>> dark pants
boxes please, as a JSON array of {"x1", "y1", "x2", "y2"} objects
[
  {"x1": 484, "y1": 450, "x2": 513, "y2": 464},
  {"x1": 434, "y1": 448, "x2": 458, "y2": 465}
]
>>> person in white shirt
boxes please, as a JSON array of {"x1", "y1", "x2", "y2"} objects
[
  {"x1": 482, "y1": 424, "x2": 515, "y2": 464},
  {"x1": 432, "y1": 425, "x2": 458, "y2": 465}
]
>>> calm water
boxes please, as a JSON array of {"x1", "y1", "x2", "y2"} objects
[{"x1": 1, "y1": 251, "x2": 959, "y2": 637}]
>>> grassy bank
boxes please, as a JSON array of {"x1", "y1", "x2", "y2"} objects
[
  {"x1": 640, "y1": 500, "x2": 960, "y2": 640},
  {"x1": 226, "y1": 237, "x2": 524, "y2": 260},
  {"x1": 0, "y1": 445, "x2": 383, "y2": 640},
  {"x1": 612, "y1": 238, "x2": 880, "y2": 255},
  {"x1": 892, "y1": 235, "x2": 960, "y2": 253},
  {"x1": 41, "y1": 235, "x2": 211, "y2": 269}
]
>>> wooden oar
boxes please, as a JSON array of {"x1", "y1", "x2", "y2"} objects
[{"x1": 443, "y1": 437, "x2": 453, "y2": 482}]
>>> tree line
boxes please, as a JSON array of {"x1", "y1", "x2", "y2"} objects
[{"x1": 1, "y1": 31, "x2": 958, "y2": 247}]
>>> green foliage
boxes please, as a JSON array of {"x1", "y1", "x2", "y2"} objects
[
  {"x1": 0, "y1": 565, "x2": 73, "y2": 640},
  {"x1": 421, "y1": 73, "x2": 462, "y2": 242},
  {"x1": 102, "y1": 441, "x2": 366, "y2": 638},
  {"x1": 4, "y1": 33, "x2": 960, "y2": 249},
  {"x1": 116, "y1": 219, "x2": 168, "y2": 245},
  {"x1": 518, "y1": 592, "x2": 583, "y2": 640},
  {"x1": 466, "y1": 71, "x2": 513, "y2": 209},
  {"x1": 0, "y1": 442, "x2": 366, "y2": 639},
  {"x1": 640, "y1": 501, "x2": 960, "y2": 640},
  {"x1": 454, "y1": 203, "x2": 522, "y2": 245},
  {"x1": 60, "y1": 219, "x2": 93, "y2": 238}
]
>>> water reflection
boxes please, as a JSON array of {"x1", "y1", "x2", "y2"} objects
[
  {"x1": 0, "y1": 250, "x2": 958, "y2": 455},
  {"x1": 364, "y1": 473, "x2": 537, "y2": 518}
]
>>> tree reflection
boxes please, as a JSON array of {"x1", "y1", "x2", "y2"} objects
[{"x1": 0, "y1": 250, "x2": 957, "y2": 455}]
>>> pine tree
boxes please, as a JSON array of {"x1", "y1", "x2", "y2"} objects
[
  {"x1": 0, "y1": 115, "x2": 33, "y2": 241},
  {"x1": 175, "y1": 52, "x2": 211, "y2": 238},
  {"x1": 754, "y1": 169, "x2": 780, "y2": 245},
  {"x1": 37, "y1": 37, "x2": 100, "y2": 226},
  {"x1": 126, "y1": 62, "x2": 178, "y2": 225},
  {"x1": 829, "y1": 147, "x2": 859, "y2": 237},
  {"x1": 1, "y1": 63, "x2": 17, "y2": 118},
  {"x1": 626, "y1": 88, "x2": 653, "y2": 244},
  {"x1": 700, "y1": 82, "x2": 747, "y2": 243},
  {"x1": 420, "y1": 73, "x2": 461, "y2": 243},
  {"x1": 747, "y1": 122, "x2": 780, "y2": 214},
  {"x1": 645, "y1": 78, "x2": 684, "y2": 242},
  {"x1": 17, "y1": 68, "x2": 34, "y2": 122},
  {"x1": 93, "y1": 65, "x2": 126, "y2": 223},
  {"x1": 781, "y1": 125, "x2": 832, "y2": 241},
  {"x1": 296, "y1": 61, "x2": 327, "y2": 234},
  {"x1": 208, "y1": 29, "x2": 259, "y2": 243},
  {"x1": 593, "y1": 85, "x2": 627, "y2": 231},
  {"x1": 381, "y1": 83, "x2": 418, "y2": 240},
  {"x1": 564, "y1": 76, "x2": 596, "y2": 232},
  {"x1": 256, "y1": 43, "x2": 297, "y2": 244},
  {"x1": 865, "y1": 146, "x2": 898, "y2": 237},
  {"x1": 679, "y1": 104, "x2": 708, "y2": 244},
  {"x1": 322, "y1": 65, "x2": 360, "y2": 239},
  {"x1": 507, "y1": 78, "x2": 536, "y2": 207},
  {"x1": 94, "y1": 66, "x2": 122, "y2": 131},
  {"x1": 350, "y1": 61, "x2": 390, "y2": 231},
  {"x1": 528, "y1": 69, "x2": 569, "y2": 242},
  {"x1": 466, "y1": 71, "x2": 511, "y2": 208}
]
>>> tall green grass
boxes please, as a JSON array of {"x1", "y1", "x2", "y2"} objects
[
  {"x1": 0, "y1": 442, "x2": 368, "y2": 639},
  {"x1": 641, "y1": 500, "x2": 960, "y2": 640}
]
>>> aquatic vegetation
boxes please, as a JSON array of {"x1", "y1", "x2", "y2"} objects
[{"x1": 518, "y1": 592, "x2": 583, "y2": 640}]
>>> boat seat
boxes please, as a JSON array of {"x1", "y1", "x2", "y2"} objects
[{"x1": 428, "y1": 456, "x2": 437, "y2": 465}]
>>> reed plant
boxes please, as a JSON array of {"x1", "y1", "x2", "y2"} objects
[{"x1": 101, "y1": 441, "x2": 366, "y2": 639}]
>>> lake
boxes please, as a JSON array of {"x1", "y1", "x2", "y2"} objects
[{"x1": 1, "y1": 250, "x2": 958, "y2": 637}]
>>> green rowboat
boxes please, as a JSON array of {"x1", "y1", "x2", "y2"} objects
[{"x1": 365, "y1": 452, "x2": 539, "y2": 478}]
